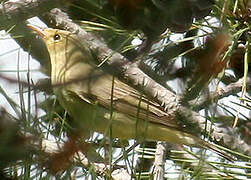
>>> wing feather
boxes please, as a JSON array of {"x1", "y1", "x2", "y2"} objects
[{"x1": 70, "y1": 70, "x2": 180, "y2": 130}]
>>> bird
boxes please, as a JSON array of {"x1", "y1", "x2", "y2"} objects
[{"x1": 28, "y1": 24, "x2": 232, "y2": 161}]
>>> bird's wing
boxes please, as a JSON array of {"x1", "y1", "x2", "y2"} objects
[{"x1": 71, "y1": 71, "x2": 181, "y2": 130}]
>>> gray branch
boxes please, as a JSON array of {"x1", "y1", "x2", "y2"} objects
[
  {"x1": 153, "y1": 142, "x2": 166, "y2": 180},
  {"x1": 192, "y1": 77, "x2": 251, "y2": 111},
  {"x1": 0, "y1": 0, "x2": 60, "y2": 29}
]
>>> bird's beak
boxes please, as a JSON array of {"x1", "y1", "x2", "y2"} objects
[{"x1": 27, "y1": 24, "x2": 46, "y2": 38}]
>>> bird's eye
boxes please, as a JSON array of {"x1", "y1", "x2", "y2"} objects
[{"x1": 53, "y1": 34, "x2": 61, "y2": 41}]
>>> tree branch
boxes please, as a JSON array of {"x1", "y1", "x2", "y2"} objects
[
  {"x1": 191, "y1": 77, "x2": 251, "y2": 111},
  {"x1": 0, "y1": 0, "x2": 60, "y2": 29},
  {"x1": 153, "y1": 142, "x2": 166, "y2": 180}
]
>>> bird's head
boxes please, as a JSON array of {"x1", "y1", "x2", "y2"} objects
[
  {"x1": 27, "y1": 25, "x2": 75, "y2": 57},
  {"x1": 28, "y1": 25, "x2": 94, "y2": 84}
]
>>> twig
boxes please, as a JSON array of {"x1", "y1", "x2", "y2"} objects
[
  {"x1": 152, "y1": 142, "x2": 166, "y2": 180},
  {"x1": 191, "y1": 77, "x2": 251, "y2": 111}
]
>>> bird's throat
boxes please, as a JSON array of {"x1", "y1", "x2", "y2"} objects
[{"x1": 49, "y1": 42, "x2": 94, "y2": 86}]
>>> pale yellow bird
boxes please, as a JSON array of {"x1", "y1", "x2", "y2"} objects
[{"x1": 28, "y1": 25, "x2": 232, "y2": 160}]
